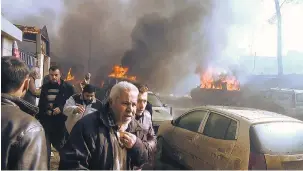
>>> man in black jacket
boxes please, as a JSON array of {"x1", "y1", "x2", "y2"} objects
[
  {"x1": 1, "y1": 56, "x2": 48, "y2": 170},
  {"x1": 37, "y1": 65, "x2": 75, "y2": 168},
  {"x1": 59, "y1": 81, "x2": 148, "y2": 170}
]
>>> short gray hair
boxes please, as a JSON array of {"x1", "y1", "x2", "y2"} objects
[{"x1": 109, "y1": 81, "x2": 139, "y2": 101}]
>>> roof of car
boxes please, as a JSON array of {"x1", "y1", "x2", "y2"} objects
[{"x1": 192, "y1": 105, "x2": 301, "y2": 123}]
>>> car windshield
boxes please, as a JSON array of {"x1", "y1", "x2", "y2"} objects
[
  {"x1": 148, "y1": 93, "x2": 163, "y2": 107},
  {"x1": 250, "y1": 122, "x2": 303, "y2": 155}
]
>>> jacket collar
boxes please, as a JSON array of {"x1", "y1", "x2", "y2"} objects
[
  {"x1": 1, "y1": 93, "x2": 39, "y2": 115},
  {"x1": 99, "y1": 102, "x2": 118, "y2": 130}
]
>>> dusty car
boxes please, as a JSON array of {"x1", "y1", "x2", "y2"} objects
[
  {"x1": 263, "y1": 88, "x2": 303, "y2": 119},
  {"x1": 156, "y1": 105, "x2": 303, "y2": 170},
  {"x1": 147, "y1": 91, "x2": 173, "y2": 132}
]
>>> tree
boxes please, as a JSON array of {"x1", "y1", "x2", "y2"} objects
[
  {"x1": 274, "y1": 0, "x2": 283, "y2": 76},
  {"x1": 269, "y1": 0, "x2": 302, "y2": 76}
]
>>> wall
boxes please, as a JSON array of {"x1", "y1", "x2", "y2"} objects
[{"x1": 1, "y1": 35, "x2": 13, "y2": 56}]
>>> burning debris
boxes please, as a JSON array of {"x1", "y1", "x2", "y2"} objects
[
  {"x1": 199, "y1": 67, "x2": 240, "y2": 91},
  {"x1": 108, "y1": 65, "x2": 136, "y2": 81},
  {"x1": 64, "y1": 68, "x2": 75, "y2": 81}
]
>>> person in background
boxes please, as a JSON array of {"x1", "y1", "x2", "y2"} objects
[
  {"x1": 74, "y1": 72, "x2": 91, "y2": 94},
  {"x1": 23, "y1": 67, "x2": 41, "y2": 106},
  {"x1": 1, "y1": 56, "x2": 48, "y2": 170},
  {"x1": 59, "y1": 81, "x2": 148, "y2": 170},
  {"x1": 63, "y1": 84, "x2": 103, "y2": 134},
  {"x1": 130, "y1": 83, "x2": 156, "y2": 169},
  {"x1": 37, "y1": 65, "x2": 75, "y2": 169}
]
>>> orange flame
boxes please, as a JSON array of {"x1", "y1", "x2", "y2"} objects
[
  {"x1": 64, "y1": 68, "x2": 75, "y2": 81},
  {"x1": 108, "y1": 65, "x2": 136, "y2": 81},
  {"x1": 200, "y1": 67, "x2": 240, "y2": 91}
]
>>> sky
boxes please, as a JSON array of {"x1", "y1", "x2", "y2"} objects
[{"x1": 2, "y1": 0, "x2": 302, "y2": 58}]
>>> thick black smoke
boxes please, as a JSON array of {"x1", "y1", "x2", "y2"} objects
[
  {"x1": 121, "y1": 0, "x2": 231, "y2": 92},
  {"x1": 3, "y1": 0, "x2": 232, "y2": 93}
]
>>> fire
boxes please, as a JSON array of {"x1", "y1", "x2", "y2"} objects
[
  {"x1": 199, "y1": 67, "x2": 240, "y2": 91},
  {"x1": 108, "y1": 65, "x2": 136, "y2": 81},
  {"x1": 64, "y1": 68, "x2": 75, "y2": 81}
]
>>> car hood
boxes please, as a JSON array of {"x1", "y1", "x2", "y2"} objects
[{"x1": 152, "y1": 107, "x2": 173, "y2": 121}]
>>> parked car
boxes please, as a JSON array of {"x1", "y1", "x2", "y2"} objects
[
  {"x1": 147, "y1": 91, "x2": 173, "y2": 132},
  {"x1": 262, "y1": 88, "x2": 303, "y2": 119},
  {"x1": 156, "y1": 105, "x2": 303, "y2": 170}
]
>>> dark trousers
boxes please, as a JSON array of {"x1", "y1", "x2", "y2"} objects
[{"x1": 40, "y1": 119, "x2": 66, "y2": 169}]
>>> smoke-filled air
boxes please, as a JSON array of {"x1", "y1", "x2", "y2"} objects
[{"x1": 2, "y1": 0, "x2": 249, "y2": 93}]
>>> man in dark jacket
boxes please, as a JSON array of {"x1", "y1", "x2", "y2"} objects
[
  {"x1": 59, "y1": 81, "x2": 148, "y2": 170},
  {"x1": 1, "y1": 56, "x2": 48, "y2": 170},
  {"x1": 37, "y1": 65, "x2": 75, "y2": 168}
]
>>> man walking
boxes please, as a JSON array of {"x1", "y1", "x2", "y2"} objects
[
  {"x1": 130, "y1": 83, "x2": 157, "y2": 169},
  {"x1": 63, "y1": 84, "x2": 102, "y2": 134},
  {"x1": 37, "y1": 65, "x2": 75, "y2": 168},
  {"x1": 1, "y1": 56, "x2": 48, "y2": 170},
  {"x1": 59, "y1": 81, "x2": 148, "y2": 170}
]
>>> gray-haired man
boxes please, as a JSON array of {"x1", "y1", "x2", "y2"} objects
[{"x1": 59, "y1": 81, "x2": 148, "y2": 170}]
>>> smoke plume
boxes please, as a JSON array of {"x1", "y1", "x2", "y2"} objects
[{"x1": 3, "y1": 0, "x2": 232, "y2": 93}]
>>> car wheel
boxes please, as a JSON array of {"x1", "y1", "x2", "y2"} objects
[
  {"x1": 154, "y1": 137, "x2": 175, "y2": 170},
  {"x1": 154, "y1": 137, "x2": 164, "y2": 169}
]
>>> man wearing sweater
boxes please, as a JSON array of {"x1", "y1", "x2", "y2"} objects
[{"x1": 37, "y1": 66, "x2": 75, "y2": 169}]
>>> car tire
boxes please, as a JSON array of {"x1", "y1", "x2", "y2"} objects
[
  {"x1": 154, "y1": 137, "x2": 176, "y2": 170},
  {"x1": 154, "y1": 137, "x2": 164, "y2": 169}
]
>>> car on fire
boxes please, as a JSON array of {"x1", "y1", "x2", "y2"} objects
[
  {"x1": 147, "y1": 91, "x2": 173, "y2": 132},
  {"x1": 156, "y1": 105, "x2": 303, "y2": 170}
]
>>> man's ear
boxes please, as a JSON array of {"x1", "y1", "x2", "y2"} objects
[
  {"x1": 109, "y1": 98, "x2": 113, "y2": 106},
  {"x1": 22, "y1": 78, "x2": 30, "y2": 93}
]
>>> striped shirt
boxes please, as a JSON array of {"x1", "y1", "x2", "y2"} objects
[{"x1": 46, "y1": 84, "x2": 60, "y2": 115}]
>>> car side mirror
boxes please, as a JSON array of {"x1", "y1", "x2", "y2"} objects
[{"x1": 163, "y1": 104, "x2": 168, "y2": 107}]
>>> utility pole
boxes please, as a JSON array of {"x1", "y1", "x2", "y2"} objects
[
  {"x1": 274, "y1": 0, "x2": 283, "y2": 76},
  {"x1": 88, "y1": 24, "x2": 93, "y2": 73}
]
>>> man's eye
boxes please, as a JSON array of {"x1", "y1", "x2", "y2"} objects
[{"x1": 122, "y1": 102, "x2": 130, "y2": 106}]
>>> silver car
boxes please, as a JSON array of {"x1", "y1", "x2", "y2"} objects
[{"x1": 147, "y1": 91, "x2": 173, "y2": 132}]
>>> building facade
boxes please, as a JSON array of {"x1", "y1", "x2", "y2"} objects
[{"x1": 1, "y1": 15, "x2": 23, "y2": 56}]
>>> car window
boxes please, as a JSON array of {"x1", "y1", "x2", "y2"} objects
[
  {"x1": 203, "y1": 112, "x2": 237, "y2": 140},
  {"x1": 250, "y1": 122, "x2": 303, "y2": 154},
  {"x1": 147, "y1": 93, "x2": 163, "y2": 107},
  {"x1": 176, "y1": 110, "x2": 208, "y2": 132},
  {"x1": 225, "y1": 120, "x2": 237, "y2": 140},
  {"x1": 296, "y1": 93, "x2": 303, "y2": 103}
]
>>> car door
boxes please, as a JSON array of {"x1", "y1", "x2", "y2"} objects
[
  {"x1": 193, "y1": 112, "x2": 238, "y2": 169},
  {"x1": 169, "y1": 110, "x2": 209, "y2": 169}
]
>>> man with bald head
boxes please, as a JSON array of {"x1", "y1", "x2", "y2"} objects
[{"x1": 59, "y1": 81, "x2": 148, "y2": 170}]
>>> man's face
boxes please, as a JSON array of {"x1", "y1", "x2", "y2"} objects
[
  {"x1": 110, "y1": 90, "x2": 138, "y2": 126},
  {"x1": 83, "y1": 92, "x2": 95, "y2": 104},
  {"x1": 49, "y1": 69, "x2": 61, "y2": 83},
  {"x1": 136, "y1": 92, "x2": 148, "y2": 116}
]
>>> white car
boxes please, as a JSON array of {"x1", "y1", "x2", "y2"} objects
[{"x1": 147, "y1": 91, "x2": 173, "y2": 132}]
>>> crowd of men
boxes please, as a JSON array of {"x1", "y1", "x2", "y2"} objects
[{"x1": 1, "y1": 56, "x2": 157, "y2": 170}]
